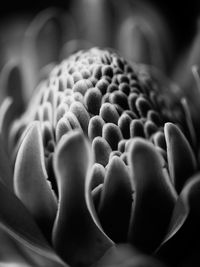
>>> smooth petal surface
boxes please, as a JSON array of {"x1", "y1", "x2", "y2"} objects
[
  {"x1": 164, "y1": 122, "x2": 197, "y2": 193},
  {"x1": 180, "y1": 98, "x2": 197, "y2": 150},
  {"x1": 14, "y1": 121, "x2": 57, "y2": 240},
  {"x1": 0, "y1": 98, "x2": 17, "y2": 150},
  {"x1": 53, "y1": 130, "x2": 113, "y2": 266},
  {"x1": 156, "y1": 174, "x2": 200, "y2": 267},
  {"x1": 89, "y1": 163, "x2": 105, "y2": 190},
  {"x1": 128, "y1": 138, "x2": 177, "y2": 253},
  {"x1": 98, "y1": 156, "x2": 133, "y2": 243}
]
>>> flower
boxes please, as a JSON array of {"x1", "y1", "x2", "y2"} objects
[{"x1": 1, "y1": 3, "x2": 200, "y2": 267}]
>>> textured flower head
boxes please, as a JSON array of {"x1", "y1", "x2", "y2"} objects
[
  {"x1": 0, "y1": 4, "x2": 200, "y2": 267},
  {"x1": 0, "y1": 45, "x2": 195, "y2": 267},
  {"x1": 12, "y1": 47, "x2": 183, "y2": 166}
]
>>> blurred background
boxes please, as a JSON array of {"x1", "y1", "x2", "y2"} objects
[
  {"x1": 1, "y1": 0, "x2": 200, "y2": 139},
  {"x1": 1, "y1": 0, "x2": 199, "y2": 52},
  {"x1": 0, "y1": 0, "x2": 200, "y2": 104}
]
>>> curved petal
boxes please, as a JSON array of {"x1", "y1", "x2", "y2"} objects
[
  {"x1": 52, "y1": 130, "x2": 113, "y2": 266},
  {"x1": 0, "y1": 222, "x2": 67, "y2": 267},
  {"x1": 156, "y1": 173, "x2": 200, "y2": 267},
  {"x1": 164, "y1": 122, "x2": 197, "y2": 193},
  {"x1": 0, "y1": 98, "x2": 16, "y2": 147},
  {"x1": 0, "y1": 172, "x2": 64, "y2": 266},
  {"x1": 180, "y1": 98, "x2": 197, "y2": 150},
  {"x1": 14, "y1": 121, "x2": 57, "y2": 240},
  {"x1": 127, "y1": 138, "x2": 177, "y2": 253},
  {"x1": 89, "y1": 163, "x2": 105, "y2": 190},
  {"x1": 98, "y1": 156, "x2": 133, "y2": 243}
]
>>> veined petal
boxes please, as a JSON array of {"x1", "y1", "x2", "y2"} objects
[
  {"x1": 128, "y1": 138, "x2": 177, "y2": 253},
  {"x1": 164, "y1": 122, "x2": 197, "y2": 193},
  {"x1": 98, "y1": 156, "x2": 133, "y2": 243},
  {"x1": 52, "y1": 130, "x2": 113, "y2": 266},
  {"x1": 156, "y1": 174, "x2": 200, "y2": 267},
  {"x1": 14, "y1": 121, "x2": 57, "y2": 240}
]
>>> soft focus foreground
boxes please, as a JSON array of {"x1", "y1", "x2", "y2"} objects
[{"x1": 1, "y1": 1, "x2": 200, "y2": 267}]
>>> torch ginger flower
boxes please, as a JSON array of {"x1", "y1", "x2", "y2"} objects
[{"x1": 0, "y1": 4, "x2": 200, "y2": 267}]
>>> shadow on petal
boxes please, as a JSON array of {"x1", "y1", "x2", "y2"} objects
[
  {"x1": 53, "y1": 130, "x2": 113, "y2": 266},
  {"x1": 164, "y1": 122, "x2": 197, "y2": 193},
  {"x1": 0, "y1": 172, "x2": 64, "y2": 266},
  {"x1": 156, "y1": 173, "x2": 200, "y2": 267},
  {"x1": 14, "y1": 121, "x2": 57, "y2": 241},
  {"x1": 98, "y1": 156, "x2": 133, "y2": 243},
  {"x1": 127, "y1": 138, "x2": 177, "y2": 253}
]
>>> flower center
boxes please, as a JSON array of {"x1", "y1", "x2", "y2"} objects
[{"x1": 13, "y1": 47, "x2": 183, "y2": 194}]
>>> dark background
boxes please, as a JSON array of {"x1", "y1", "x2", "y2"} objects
[{"x1": 1, "y1": 0, "x2": 199, "y2": 51}]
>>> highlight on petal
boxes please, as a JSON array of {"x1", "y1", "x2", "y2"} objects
[
  {"x1": 164, "y1": 122, "x2": 197, "y2": 193},
  {"x1": 128, "y1": 138, "x2": 177, "y2": 253},
  {"x1": 92, "y1": 136, "x2": 112, "y2": 167},
  {"x1": 180, "y1": 97, "x2": 197, "y2": 149},
  {"x1": 89, "y1": 163, "x2": 105, "y2": 191},
  {"x1": 70, "y1": 101, "x2": 90, "y2": 134},
  {"x1": 100, "y1": 103, "x2": 119, "y2": 125},
  {"x1": 88, "y1": 115, "x2": 105, "y2": 141},
  {"x1": 84, "y1": 87, "x2": 102, "y2": 115},
  {"x1": 98, "y1": 156, "x2": 133, "y2": 243},
  {"x1": 0, "y1": 97, "x2": 22, "y2": 155},
  {"x1": 102, "y1": 123, "x2": 123, "y2": 150},
  {"x1": 130, "y1": 119, "x2": 145, "y2": 138},
  {"x1": 156, "y1": 173, "x2": 200, "y2": 267},
  {"x1": 53, "y1": 130, "x2": 113, "y2": 266},
  {"x1": 14, "y1": 121, "x2": 57, "y2": 240}
]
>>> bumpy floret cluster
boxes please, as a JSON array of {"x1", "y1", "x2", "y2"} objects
[{"x1": 13, "y1": 48, "x2": 184, "y2": 178}]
